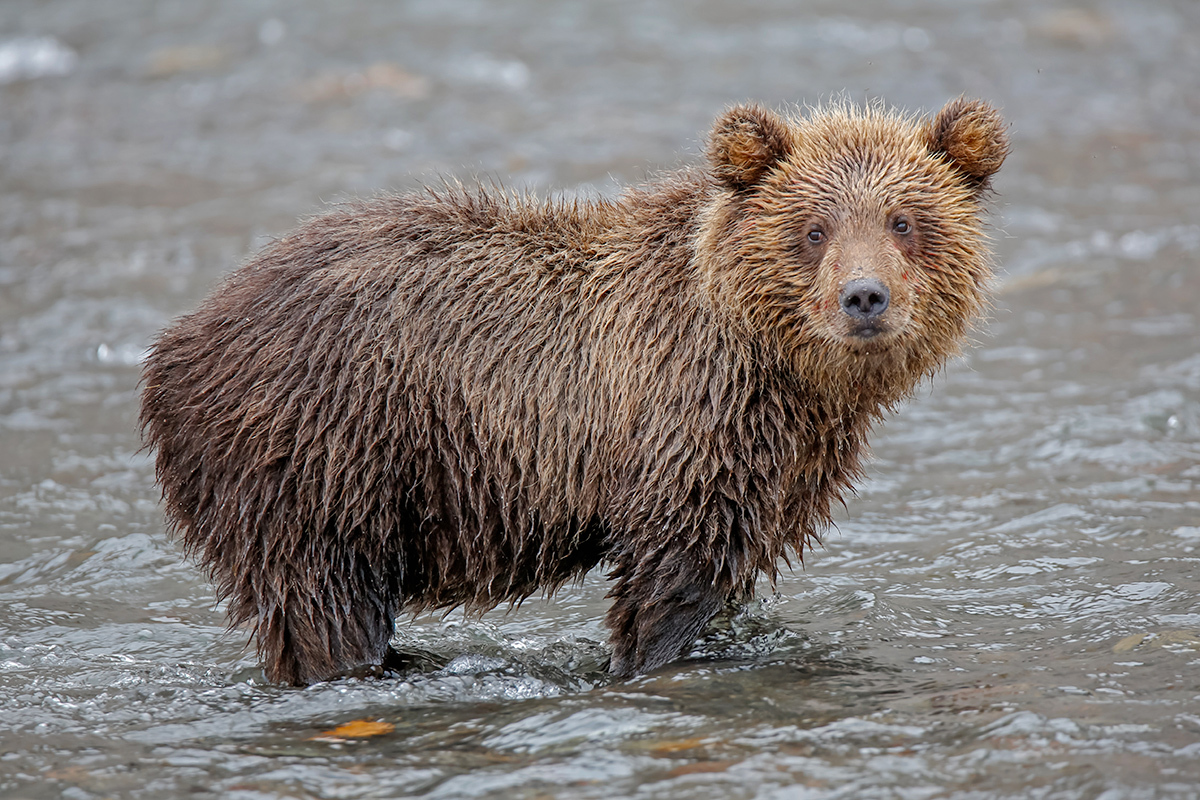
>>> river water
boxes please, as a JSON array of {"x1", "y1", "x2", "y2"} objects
[{"x1": 2, "y1": 1, "x2": 1199, "y2": 798}]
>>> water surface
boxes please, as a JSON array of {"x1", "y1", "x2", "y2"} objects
[{"x1": 2, "y1": 1, "x2": 1199, "y2": 797}]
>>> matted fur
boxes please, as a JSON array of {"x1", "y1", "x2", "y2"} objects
[{"x1": 141, "y1": 98, "x2": 1008, "y2": 685}]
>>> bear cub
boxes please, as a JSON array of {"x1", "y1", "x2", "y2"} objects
[{"x1": 141, "y1": 98, "x2": 1008, "y2": 685}]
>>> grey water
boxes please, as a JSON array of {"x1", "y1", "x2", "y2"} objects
[{"x1": 2, "y1": 1, "x2": 1199, "y2": 797}]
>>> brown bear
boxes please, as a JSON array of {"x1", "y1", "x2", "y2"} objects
[{"x1": 140, "y1": 97, "x2": 1008, "y2": 686}]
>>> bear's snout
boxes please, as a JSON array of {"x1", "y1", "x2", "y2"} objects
[{"x1": 839, "y1": 278, "x2": 890, "y2": 322}]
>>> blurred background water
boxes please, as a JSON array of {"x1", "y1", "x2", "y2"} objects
[{"x1": 2, "y1": 1, "x2": 1199, "y2": 798}]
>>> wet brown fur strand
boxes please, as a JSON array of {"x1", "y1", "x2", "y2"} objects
[{"x1": 140, "y1": 98, "x2": 1008, "y2": 685}]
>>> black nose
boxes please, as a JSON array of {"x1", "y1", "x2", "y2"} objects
[{"x1": 839, "y1": 278, "x2": 890, "y2": 320}]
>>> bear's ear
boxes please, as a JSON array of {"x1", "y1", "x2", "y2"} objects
[
  {"x1": 926, "y1": 97, "x2": 1009, "y2": 187},
  {"x1": 707, "y1": 105, "x2": 794, "y2": 192}
]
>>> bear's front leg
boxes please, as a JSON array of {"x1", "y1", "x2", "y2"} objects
[{"x1": 604, "y1": 551, "x2": 727, "y2": 677}]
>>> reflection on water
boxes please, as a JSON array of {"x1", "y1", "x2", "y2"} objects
[{"x1": 3, "y1": 0, "x2": 1200, "y2": 797}]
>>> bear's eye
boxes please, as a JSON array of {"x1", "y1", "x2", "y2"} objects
[
  {"x1": 892, "y1": 217, "x2": 912, "y2": 235},
  {"x1": 806, "y1": 227, "x2": 825, "y2": 244}
]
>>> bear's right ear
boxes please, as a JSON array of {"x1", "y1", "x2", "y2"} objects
[{"x1": 707, "y1": 105, "x2": 794, "y2": 192}]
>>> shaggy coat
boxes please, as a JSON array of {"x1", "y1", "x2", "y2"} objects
[{"x1": 141, "y1": 98, "x2": 1008, "y2": 685}]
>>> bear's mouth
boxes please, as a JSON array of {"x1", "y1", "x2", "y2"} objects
[{"x1": 847, "y1": 321, "x2": 888, "y2": 341}]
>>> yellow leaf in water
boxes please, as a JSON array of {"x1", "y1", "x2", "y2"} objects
[
  {"x1": 1113, "y1": 633, "x2": 1148, "y2": 653},
  {"x1": 1113, "y1": 631, "x2": 1200, "y2": 654},
  {"x1": 1158, "y1": 631, "x2": 1200, "y2": 651},
  {"x1": 144, "y1": 45, "x2": 229, "y2": 78},
  {"x1": 649, "y1": 737, "x2": 708, "y2": 755},
  {"x1": 310, "y1": 719, "x2": 395, "y2": 741}
]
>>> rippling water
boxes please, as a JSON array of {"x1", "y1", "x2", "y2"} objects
[{"x1": 2, "y1": 1, "x2": 1199, "y2": 797}]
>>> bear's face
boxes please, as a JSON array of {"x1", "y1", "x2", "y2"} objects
[{"x1": 697, "y1": 98, "x2": 1008, "y2": 388}]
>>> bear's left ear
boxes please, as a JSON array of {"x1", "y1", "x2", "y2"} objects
[
  {"x1": 926, "y1": 97, "x2": 1010, "y2": 188},
  {"x1": 707, "y1": 104, "x2": 794, "y2": 192}
]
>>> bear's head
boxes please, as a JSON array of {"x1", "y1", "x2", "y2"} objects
[{"x1": 697, "y1": 98, "x2": 1009, "y2": 399}]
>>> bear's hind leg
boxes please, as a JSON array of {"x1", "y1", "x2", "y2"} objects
[{"x1": 236, "y1": 551, "x2": 401, "y2": 686}]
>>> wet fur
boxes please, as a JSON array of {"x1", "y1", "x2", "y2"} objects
[{"x1": 141, "y1": 98, "x2": 1008, "y2": 685}]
